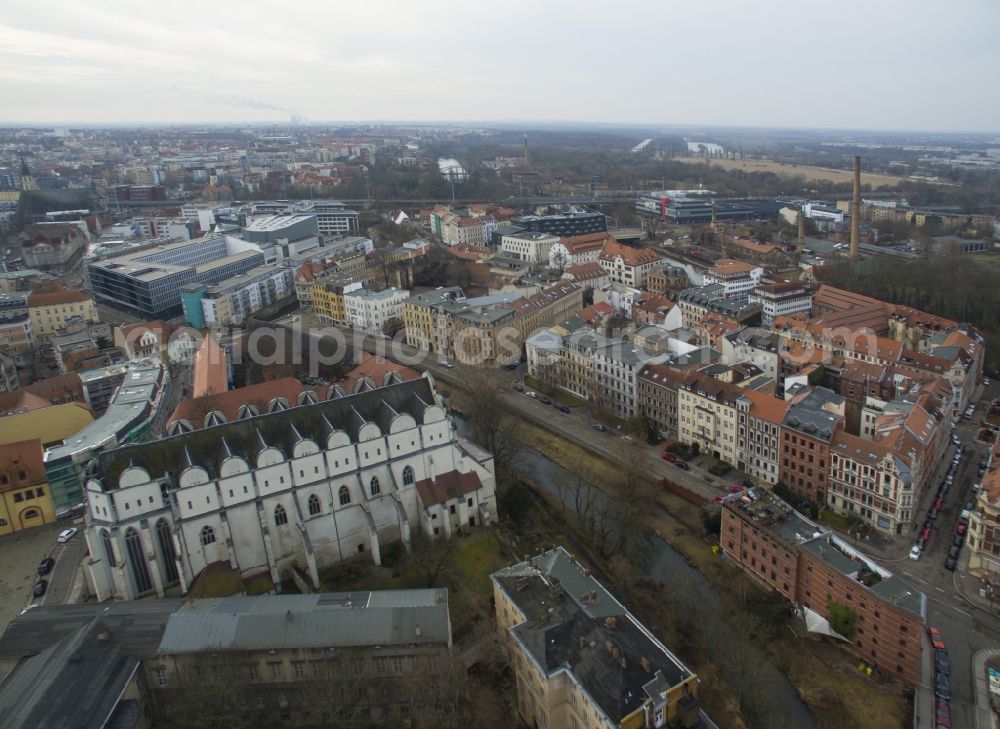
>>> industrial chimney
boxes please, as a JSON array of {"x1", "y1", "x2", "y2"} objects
[
  {"x1": 797, "y1": 207, "x2": 805, "y2": 252},
  {"x1": 850, "y1": 155, "x2": 861, "y2": 260},
  {"x1": 523, "y1": 134, "x2": 529, "y2": 166}
]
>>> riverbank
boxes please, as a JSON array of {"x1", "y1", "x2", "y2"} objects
[{"x1": 505, "y1": 417, "x2": 912, "y2": 729}]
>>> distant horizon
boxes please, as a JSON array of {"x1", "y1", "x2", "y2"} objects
[{"x1": 1, "y1": 119, "x2": 999, "y2": 138}]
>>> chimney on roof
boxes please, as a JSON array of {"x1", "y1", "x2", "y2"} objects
[{"x1": 850, "y1": 155, "x2": 861, "y2": 260}]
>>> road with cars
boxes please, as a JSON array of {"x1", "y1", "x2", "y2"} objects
[{"x1": 284, "y1": 318, "x2": 1000, "y2": 729}]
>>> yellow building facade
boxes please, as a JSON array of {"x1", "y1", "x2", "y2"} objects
[{"x1": 0, "y1": 439, "x2": 56, "y2": 535}]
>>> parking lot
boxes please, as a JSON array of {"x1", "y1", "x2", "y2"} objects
[{"x1": 0, "y1": 523, "x2": 78, "y2": 634}]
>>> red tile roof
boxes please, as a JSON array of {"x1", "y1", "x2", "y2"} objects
[
  {"x1": 26, "y1": 286, "x2": 92, "y2": 308},
  {"x1": 414, "y1": 470, "x2": 484, "y2": 508},
  {"x1": 599, "y1": 239, "x2": 661, "y2": 267},
  {"x1": 192, "y1": 336, "x2": 228, "y2": 399}
]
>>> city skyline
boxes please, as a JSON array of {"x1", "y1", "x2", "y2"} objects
[{"x1": 2, "y1": 0, "x2": 999, "y2": 132}]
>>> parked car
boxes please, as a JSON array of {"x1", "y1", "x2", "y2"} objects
[
  {"x1": 37, "y1": 558, "x2": 54, "y2": 576},
  {"x1": 674, "y1": 461, "x2": 690, "y2": 471},
  {"x1": 930, "y1": 506, "x2": 939, "y2": 521},
  {"x1": 31, "y1": 580, "x2": 47, "y2": 598},
  {"x1": 57, "y1": 528, "x2": 78, "y2": 543},
  {"x1": 537, "y1": 396, "x2": 553, "y2": 405},
  {"x1": 934, "y1": 496, "x2": 944, "y2": 510},
  {"x1": 591, "y1": 422, "x2": 608, "y2": 432},
  {"x1": 928, "y1": 626, "x2": 946, "y2": 650},
  {"x1": 556, "y1": 404, "x2": 570, "y2": 414},
  {"x1": 437, "y1": 360, "x2": 454, "y2": 369},
  {"x1": 502, "y1": 363, "x2": 518, "y2": 371},
  {"x1": 728, "y1": 485, "x2": 744, "y2": 493},
  {"x1": 948, "y1": 545, "x2": 960, "y2": 560},
  {"x1": 935, "y1": 649, "x2": 951, "y2": 676},
  {"x1": 936, "y1": 702, "x2": 951, "y2": 727},
  {"x1": 525, "y1": 391, "x2": 537, "y2": 399},
  {"x1": 909, "y1": 544, "x2": 922, "y2": 560},
  {"x1": 661, "y1": 452, "x2": 677, "y2": 463},
  {"x1": 957, "y1": 523, "x2": 967, "y2": 536},
  {"x1": 935, "y1": 673, "x2": 950, "y2": 701},
  {"x1": 921, "y1": 526, "x2": 932, "y2": 542},
  {"x1": 953, "y1": 534, "x2": 964, "y2": 547}
]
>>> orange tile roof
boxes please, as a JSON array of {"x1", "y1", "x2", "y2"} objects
[
  {"x1": 26, "y1": 286, "x2": 92, "y2": 308},
  {"x1": 730, "y1": 238, "x2": 780, "y2": 254},
  {"x1": 599, "y1": 239, "x2": 661, "y2": 267},
  {"x1": 708, "y1": 258, "x2": 759, "y2": 275},
  {"x1": 0, "y1": 439, "x2": 46, "y2": 491},
  {"x1": 0, "y1": 372, "x2": 85, "y2": 415},
  {"x1": 168, "y1": 377, "x2": 319, "y2": 428},
  {"x1": 192, "y1": 336, "x2": 228, "y2": 398},
  {"x1": 565, "y1": 262, "x2": 606, "y2": 281},
  {"x1": 558, "y1": 232, "x2": 613, "y2": 254},
  {"x1": 339, "y1": 352, "x2": 420, "y2": 393},
  {"x1": 740, "y1": 388, "x2": 790, "y2": 425}
]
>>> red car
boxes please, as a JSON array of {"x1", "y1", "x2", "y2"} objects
[
  {"x1": 728, "y1": 485, "x2": 744, "y2": 494},
  {"x1": 928, "y1": 626, "x2": 946, "y2": 650},
  {"x1": 714, "y1": 494, "x2": 726, "y2": 502},
  {"x1": 661, "y1": 452, "x2": 677, "y2": 463},
  {"x1": 935, "y1": 703, "x2": 951, "y2": 727},
  {"x1": 934, "y1": 496, "x2": 944, "y2": 510},
  {"x1": 957, "y1": 523, "x2": 968, "y2": 536},
  {"x1": 921, "y1": 526, "x2": 931, "y2": 542}
]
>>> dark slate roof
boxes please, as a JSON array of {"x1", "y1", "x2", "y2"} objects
[
  {"x1": 0, "y1": 619, "x2": 140, "y2": 729},
  {"x1": 96, "y1": 378, "x2": 438, "y2": 488},
  {"x1": 493, "y1": 548, "x2": 694, "y2": 724}
]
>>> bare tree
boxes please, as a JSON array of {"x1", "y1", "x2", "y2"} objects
[
  {"x1": 463, "y1": 369, "x2": 522, "y2": 480},
  {"x1": 407, "y1": 528, "x2": 457, "y2": 588}
]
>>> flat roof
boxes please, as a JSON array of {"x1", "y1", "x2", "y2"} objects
[
  {"x1": 158, "y1": 590, "x2": 450, "y2": 653},
  {"x1": 243, "y1": 214, "x2": 317, "y2": 232}
]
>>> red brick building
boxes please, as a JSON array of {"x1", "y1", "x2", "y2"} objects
[{"x1": 721, "y1": 489, "x2": 925, "y2": 684}]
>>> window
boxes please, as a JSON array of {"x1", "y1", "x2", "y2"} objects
[
  {"x1": 200, "y1": 526, "x2": 216, "y2": 545},
  {"x1": 339, "y1": 486, "x2": 351, "y2": 506},
  {"x1": 449, "y1": 504, "x2": 456, "y2": 514},
  {"x1": 102, "y1": 529, "x2": 116, "y2": 567},
  {"x1": 369, "y1": 476, "x2": 381, "y2": 496},
  {"x1": 154, "y1": 668, "x2": 167, "y2": 687},
  {"x1": 269, "y1": 662, "x2": 282, "y2": 680},
  {"x1": 402, "y1": 466, "x2": 414, "y2": 486},
  {"x1": 274, "y1": 504, "x2": 288, "y2": 526},
  {"x1": 467, "y1": 498, "x2": 473, "y2": 507},
  {"x1": 308, "y1": 494, "x2": 321, "y2": 516}
]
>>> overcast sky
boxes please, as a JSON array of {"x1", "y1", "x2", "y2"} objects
[{"x1": 1, "y1": 0, "x2": 998, "y2": 132}]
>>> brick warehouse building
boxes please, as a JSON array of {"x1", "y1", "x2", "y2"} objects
[{"x1": 721, "y1": 489, "x2": 925, "y2": 684}]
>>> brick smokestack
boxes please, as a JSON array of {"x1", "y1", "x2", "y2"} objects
[
  {"x1": 850, "y1": 155, "x2": 861, "y2": 260},
  {"x1": 797, "y1": 207, "x2": 805, "y2": 252}
]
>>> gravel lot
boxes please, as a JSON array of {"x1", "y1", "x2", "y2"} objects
[{"x1": 0, "y1": 522, "x2": 68, "y2": 633}]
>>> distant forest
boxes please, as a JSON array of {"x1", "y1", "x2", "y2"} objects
[{"x1": 816, "y1": 256, "x2": 1000, "y2": 372}]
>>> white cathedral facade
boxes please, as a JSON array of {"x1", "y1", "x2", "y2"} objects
[{"x1": 82, "y1": 377, "x2": 497, "y2": 601}]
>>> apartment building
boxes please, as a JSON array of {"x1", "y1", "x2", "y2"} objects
[
  {"x1": 18, "y1": 222, "x2": 88, "y2": 274},
  {"x1": 736, "y1": 389, "x2": 789, "y2": 486},
  {"x1": 637, "y1": 364, "x2": 686, "y2": 438},
  {"x1": 199, "y1": 264, "x2": 294, "y2": 328},
  {"x1": 721, "y1": 489, "x2": 925, "y2": 685},
  {"x1": 702, "y1": 259, "x2": 763, "y2": 302},
  {"x1": 441, "y1": 215, "x2": 486, "y2": 246},
  {"x1": 720, "y1": 328, "x2": 781, "y2": 385},
  {"x1": 677, "y1": 284, "x2": 762, "y2": 330},
  {"x1": 492, "y1": 547, "x2": 702, "y2": 729},
  {"x1": 343, "y1": 287, "x2": 410, "y2": 336},
  {"x1": 827, "y1": 432, "x2": 916, "y2": 536},
  {"x1": 0, "y1": 316, "x2": 36, "y2": 365},
  {"x1": 547, "y1": 232, "x2": 614, "y2": 269},
  {"x1": 749, "y1": 282, "x2": 813, "y2": 327},
  {"x1": 402, "y1": 287, "x2": 466, "y2": 352},
  {"x1": 313, "y1": 276, "x2": 364, "y2": 327},
  {"x1": 779, "y1": 386, "x2": 846, "y2": 505},
  {"x1": 598, "y1": 240, "x2": 662, "y2": 288},
  {"x1": 646, "y1": 266, "x2": 690, "y2": 298},
  {"x1": 677, "y1": 372, "x2": 743, "y2": 464},
  {"x1": 0, "y1": 439, "x2": 56, "y2": 534},
  {"x1": 967, "y1": 436, "x2": 1000, "y2": 578},
  {"x1": 500, "y1": 231, "x2": 559, "y2": 265},
  {"x1": 26, "y1": 285, "x2": 99, "y2": 345}
]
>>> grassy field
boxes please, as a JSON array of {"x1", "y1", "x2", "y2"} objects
[{"x1": 674, "y1": 156, "x2": 905, "y2": 188}]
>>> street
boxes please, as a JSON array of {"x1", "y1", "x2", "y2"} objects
[{"x1": 282, "y1": 316, "x2": 1000, "y2": 729}]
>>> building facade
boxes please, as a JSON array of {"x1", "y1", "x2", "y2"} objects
[
  {"x1": 721, "y1": 490, "x2": 925, "y2": 685},
  {"x1": 82, "y1": 378, "x2": 497, "y2": 601},
  {"x1": 493, "y1": 547, "x2": 702, "y2": 729},
  {"x1": 343, "y1": 287, "x2": 410, "y2": 336},
  {"x1": 677, "y1": 373, "x2": 742, "y2": 464}
]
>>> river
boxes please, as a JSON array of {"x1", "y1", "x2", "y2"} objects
[{"x1": 455, "y1": 414, "x2": 818, "y2": 728}]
